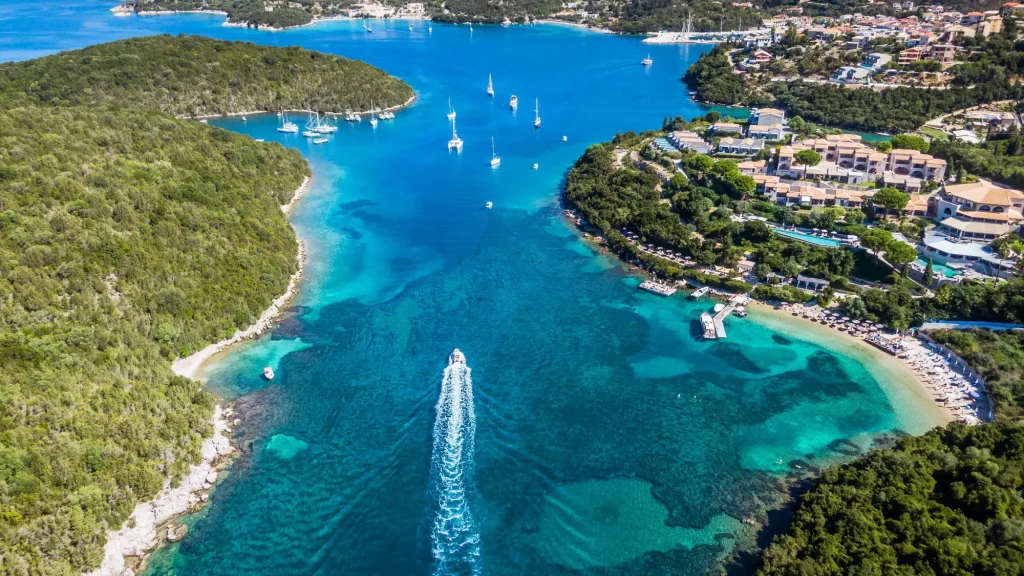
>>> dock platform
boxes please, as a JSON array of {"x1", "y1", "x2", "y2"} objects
[
  {"x1": 639, "y1": 280, "x2": 678, "y2": 296},
  {"x1": 704, "y1": 294, "x2": 750, "y2": 339}
]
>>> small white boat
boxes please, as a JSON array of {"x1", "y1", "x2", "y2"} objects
[
  {"x1": 562, "y1": 135, "x2": 567, "y2": 142},
  {"x1": 263, "y1": 366, "x2": 275, "y2": 380},
  {"x1": 242, "y1": 115, "x2": 247, "y2": 121},
  {"x1": 641, "y1": 54, "x2": 653, "y2": 66},
  {"x1": 534, "y1": 98, "x2": 541, "y2": 128},
  {"x1": 490, "y1": 137, "x2": 500, "y2": 167},
  {"x1": 532, "y1": 163, "x2": 539, "y2": 170},
  {"x1": 509, "y1": 95, "x2": 518, "y2": 111},
  {"x1": 447, "y1": 97, "x2": 456, "y2": 121},
  {"x1": 370, "y1": 101, "x2": 379, "y2": 128},
  {"x1": 487, "y1": 74, "x2": 494, "y2": 97},
  {"x1": 313, "y1": 138, "x2": 329, "y2": 145},
  {"x1": 450, "y1": 348, "x2": 466, "y2": 365},
  {"x1": 700, "y1": 313, "x2": 716, "y2": 339},
  {"x1": 448, "y1": 117, "x2": 463, "y2": 152},
  {"x1": 485, "y1": 201, "x2": 493, "y2": 209},
  {"x1": 302, "y1": 130, "x2": 319, "y2": 138}
]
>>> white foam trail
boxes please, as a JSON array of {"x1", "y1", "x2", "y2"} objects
[{"x1": 430, "y1": 362, "x2": 480, "y2": 575}]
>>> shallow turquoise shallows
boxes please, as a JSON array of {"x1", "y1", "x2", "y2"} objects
[{"x1": 1, "y1": 5, "x2": 946, "y2": 575}]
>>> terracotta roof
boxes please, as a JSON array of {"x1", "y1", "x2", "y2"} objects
[{"x1": 944, "y1": 180, "x2": 1024, "y2": 207}]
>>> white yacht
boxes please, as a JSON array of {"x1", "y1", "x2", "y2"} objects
[
  {"x1": 370, "y1": 102, "x2": 379, "y2": 127},
  {"x1": 313, "y1": 137, "x2": 329, "y2": 145},
  {"x1": 562, "y1": 135, "x2": 568, "y2": 142},
  {"x1": 487, "y1": 74, "x2": 494, "y2": 97},
  {"x1": 532, "y1": 163, "x2": 539, "y2": 170},
  {"x1": 490, "y1": 137, "x2": 500, "y2": 167},
  {"x1": 450, "y1": 348, "x2": 466, "y2": 365},
  {"x1": 448, "y1": 118, "x2": 463, "y2": 152},
  {"x1": 263, "y1": 366, "x2": 275, "y2": 380},
  {"x1": 534, "y1": 98, "x2": 541, "y2": 128},
  {"x1": 315, "y1": 114, "x2": 338, "y2": 133},
  {"x1": 447, "y1": 98, "x2": 456, "y2": 121},
  {"x1": 509, "y1": 94, "x2": 518, "y2": 111},
  {"x1": 302, "y1": 130, "x2": 319, "y2": 138},
  {"x1": 277, "y1": 111, "x2": 299, "y2": 133},
  {"x1": 485, "y1": 201, "x2": 493, "y2": 209},
  {"x1": 641, "y1": 54, "x2": 653, "y2": 66}
]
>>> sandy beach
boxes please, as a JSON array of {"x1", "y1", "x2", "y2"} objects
[{"x1": 748, "y1": 303, "x2": 954, "y2": 428}]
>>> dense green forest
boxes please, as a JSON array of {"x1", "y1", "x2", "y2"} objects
[
  {"x1": 606, "y1": 0, "x2": 762, "y2": 34},
  {"x1": 929, "y1": 329, "x2": 1024, "y2": 423},
  {"x1": 0, "y1": 36, "x2": 412, "y2": 573},
  {"x1": 0, "y1": 105, "x2": 307, "y2": 574},
  {"x1": 758, "y1": 423, "x2": 1024, "y2": 575},
  {"x1": 0, "y1": 35, "x2": 414, "y2": 117},
  {"x1": 932, "y1": 134, "x2": 1024, "y2": 191}
]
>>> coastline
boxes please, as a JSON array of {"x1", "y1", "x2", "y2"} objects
[
  {"x1": 171, "y1": 176, "x2": 311, "y2": 381},
  {"x1": 86, "y1": 405, "x2": 236, "y2": 576},
  {"x1": 747, "y1": 303, "x2": 953, "y2": 429},
  {"x1": 88, "y1": 175, "x2": 313, "y2": 575},
  {"x1": 185, "y1": 94, "x2": 417, "y2": 121}
]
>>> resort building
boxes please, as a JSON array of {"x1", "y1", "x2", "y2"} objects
[
  {"x1": 737, "y1": 159, "x2": 767, "y2": 175},
  {"x1": 918, "y1": 180, "x2": 1024, "y2": 277},
  {"x1": 888, "y1": 148, "x2": 947, "y2": 181},
  {"x1": 747, "y1": 123, "x2": 787, "y2": 140},
  {"x1": 668, "y1": 131, "x2": 713, "y2": 154},
  {"x1": 717, "y1": 137, "x2": 764, "y2": 155},
  {"x1": 750, "y1": 107, "x2": 786, "y2": 127},
  {"x1": 708, "y1": 122, "x2": 743, "y2": 135},
  {"x1": 899, "y1": 46, "x2": 924, "y2": 65},
  {"x1": 777, "y1": 135, "x2": 946, "y2": 182}
]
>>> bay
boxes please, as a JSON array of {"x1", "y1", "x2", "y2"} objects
[{"x1": 0, "y1": 6, "x2": 945, "y2": 575}]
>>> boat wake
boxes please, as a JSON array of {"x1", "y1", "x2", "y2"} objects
[{"x1": 429, "y1": 352, "x2": 480, "y2": 575}]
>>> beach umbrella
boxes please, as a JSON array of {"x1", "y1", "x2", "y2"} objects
[
  {"x1": 842, "y1": 317, "x2": 851, "y2": 321},
  {"x1": 853, "y1": 320, "x2": 861, "y2": 325}
]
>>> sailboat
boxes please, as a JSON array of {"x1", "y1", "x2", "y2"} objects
[
  {"x1": 487, "y1": 74, "x2": 494, "y2": 97},
  {"x1": 302, "y1": 113, "x2": 319, "y2": 137},
  {"x1": 315, "y1": 113, "x2": 338, "y2": 133},
  {"x1": 277, "y1": 110, "x2": 299, "y2": 133},
  {"x1": 641, "y1": 53, "x2": 653, "y2": 66},
  {"x1": 534, "y1": 98, "x2": 541, "y2": 128},
  {"x1": 369, "y1": 102, "x2": 379, "y2": 128},
  {"x1": 447, "y1": 98, "x2": 456, "y2": 121},
  {"x1": 490, "y1": 137, "x2": 500, "y2": 167},
  {"x1": 448, "y1": 117, "x2": 463, "y2": 152},
  {"x1": 509, "y1": 94, "x2": 518, "y2": 111}
]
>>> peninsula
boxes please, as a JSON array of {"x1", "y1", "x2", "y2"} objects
[{"x1": 0, "y1": 35, "x2": 412, "y2": 574}]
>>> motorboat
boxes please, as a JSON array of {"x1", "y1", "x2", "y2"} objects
[
  {"x1": 263, "y1": 366, "x2": 275, "y2": 380},
  {"x1": 509, "y1": 95, "x2": 518, "y2": 110},
  {"x1": 641, "y1": 54, "x2": 653, "y2": 66},
  {"x1": 450, "y1": 348, "x2": 466, "y2": 365},
  {"x1": 485, "y1": 201, "x2": 493, "y2": 209},
  {"x1": 534, "y1": 98, "x2": 541, "y2": 128}
]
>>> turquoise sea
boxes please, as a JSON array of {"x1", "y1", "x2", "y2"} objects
[{"x1": 1, "y1": 4, "x2": 945, "y2": 575}]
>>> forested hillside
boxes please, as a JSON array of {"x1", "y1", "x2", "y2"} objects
[
  {"x1": 0, "y1": 36, "x2": 413, "y2": 573},
  {"x1": 0, "y1": 35, "x2": 415, "y2": 117},
  {"x1": 0, "y1": 105, "x2": 308, "y2": 574},
  {"x1": 758, "y1": 423, "x2": 1024, "y2": 575}
]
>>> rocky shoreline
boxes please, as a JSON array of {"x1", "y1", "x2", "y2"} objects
[{"x1": 86, "y1": 405, "x2": 238, "y2": 576}]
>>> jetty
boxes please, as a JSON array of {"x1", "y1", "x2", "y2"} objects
[
  {"x1": 702, "y1": 294, "x2": 750, "y2": 339},
  {"x1": 639, "y1": 279, "x2": 678, "y2": 296}
]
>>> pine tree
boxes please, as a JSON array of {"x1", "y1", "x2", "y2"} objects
[{"x1": 923, "y1": 257, "x2": 934, "y2": 287}]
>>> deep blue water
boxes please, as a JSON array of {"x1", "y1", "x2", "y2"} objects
[{"x1": 1, "y1": 4, "x2": 946, "y2": 575}]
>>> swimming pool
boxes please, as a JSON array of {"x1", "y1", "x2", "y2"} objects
[
  {"x1": 773, "y1": 228, "x2": 843, "y2": 247},
  {"x1": 916, "y1": 258, "x2": 960, "y2": 278}
]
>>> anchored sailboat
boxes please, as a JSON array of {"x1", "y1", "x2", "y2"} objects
[
  {"x1": 448, "y1": 117, "x2": 463, "y2": 152},
  {"x1": 534, "y1": 98, "x2": 541, "y2": 128},
  {"x1": 277, "y1": 110, "x2": 298, "y2": 133},
  {"x1": 369, "y1": 101, "x2": 379, "y2": 128},
  {"x1": 641, "y1": 53, "x2": 653, "y2": 66},
  {"x1": 487, "y1": 74, "x2": 494, "y2": 97},
  {"x1": 490, "y1": 137, "x2": 500, "y2": 167}
]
